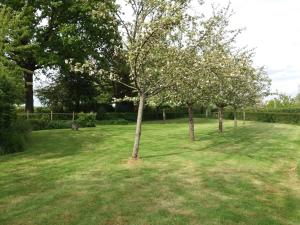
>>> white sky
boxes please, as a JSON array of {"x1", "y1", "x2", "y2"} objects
[{"x1": 201, "y1": 0, "x2": 300, "y2": 96}]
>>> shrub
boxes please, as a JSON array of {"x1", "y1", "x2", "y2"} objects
[
  {"x1": 224, "y1": 111, "x2": 300, "y2": 125},
  {"x1": 98, "y1": 119, "x2": 129, "y2": 125},
  {"x1": 0, "y1": 119, "x2": 31, "y2": 155},
  {"x1": 28, "y1": 119, "x2": 73, "y2": 131},
  {"x1": 76, "y1": 112, "x2": 96, "y2": 127},
  {"x1": 47, "y1": 120, "x2": 73, "y2": 129},
  {"x1": 28, "y1": 119, "x2": 49, "y2": 131},
  {"x1": 0, "y1": 73, "x2": 30, "y2": 154},
  {"x1": 97, "y1": 112, "x2": 192, "y2": 121},
  {"x1": 27, "y1": 114, "x2": 98, "y2": 131}
]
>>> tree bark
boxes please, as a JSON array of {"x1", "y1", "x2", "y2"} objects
[
  {"x1": 234, "y1": 109, "x2": 237, "y2": 128},
  {"x1": 132, "y1": 94, "x2": 145, "y2": 160},
  {"x1": 218, "y1": 107, "x2": 224, "y2": 133},
  {"x1": 162, "y1": 109, "x2": 166, "y2": 122},
  {"x1": 243, "y1": 108, "x2": 246, "y2": 124},
  {"x1": 24, "y1": 73, "x2": 34, "y2": 113},
  {"x1": 188, "y1": 104, "x2": 195, "y2": 142}
]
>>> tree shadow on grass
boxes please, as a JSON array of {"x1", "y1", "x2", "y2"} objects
[
  {"x1": 142, "y1": 122, "x2": 297, "y2": 164},
  {"x1": 195, "y1": 123, "x2": 297, "y2": 161}
]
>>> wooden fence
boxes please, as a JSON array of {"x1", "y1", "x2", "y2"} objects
[{"x1": 18, "y1": 111, "x2": 76, "y2": 121}]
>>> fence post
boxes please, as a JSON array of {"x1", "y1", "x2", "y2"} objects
[
  {"x1": 26, "y1": 110, "x2": 29, "y2": 120},
  {"x1": 72, "y1": 111, "x2": 75, "y2": 122},
  {"x1": 51, "y1": 111, "x2": 53, "y2": 121}
]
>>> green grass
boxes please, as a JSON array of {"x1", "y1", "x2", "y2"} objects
[{"x1": 1, "y1": 118, "x2": 300, "y2": 225}]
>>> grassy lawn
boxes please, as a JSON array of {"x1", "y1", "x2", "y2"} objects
[{"x1": 1, "y1": 118, "x2": 300, "y2": 225}]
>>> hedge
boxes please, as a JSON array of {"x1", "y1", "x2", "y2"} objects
[
  {"x1": 224, "y1": 111, "x2": 300, "y2": 125},
  {"x1": 97, "y1": 112, "x2": 207, "y2": 121}
]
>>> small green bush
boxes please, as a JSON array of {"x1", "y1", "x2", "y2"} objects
[
  {"x1": 0, "y1": 73, "x2": 30, "y2": 154},
  {"x1": 76, "y1": 112, "x2": 96, "y2": 127},
  {"x1": 97, "y1": 119, "x2": 129, "y2": 125},
  {"x1": 47, "y1": 121, "x2": 73, "y2": 129},
  {"x1": 97, "y1": 112, "x2": 191, "y2": 121},
  {"x1": 224, "y1": 111, "x2": 300, "y2": 125},
  {"x1": 28, "y1": 119, "x2": 73, "y2": 131},
  {"x1": 0, "y1": 120, "x2": 31, "y2": 155}
]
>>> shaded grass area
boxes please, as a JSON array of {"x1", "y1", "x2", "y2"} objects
[{"x1": 0, "y1": 119, "x2": 300, "y2": 225}]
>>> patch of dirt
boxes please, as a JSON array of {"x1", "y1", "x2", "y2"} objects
[{"x1": 121, "y1": 158, "x2": 144, "y2": 168}]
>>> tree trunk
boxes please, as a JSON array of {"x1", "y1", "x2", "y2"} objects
[
  {"x1": 188, "y1": 104, "x2": 195, "y2": 142},
  {"x1": 205, "y1": 108, "x2": 208, "y2": 118},
  {"x1": 243, "y1": 108, "x2": 246, "y2": 124},
  {"x1": 218, "y1": 107, "x2": 224, "y2": 133},
  {"x1": 162, "y1": 109, "x2": 166, "y2": 122},
  {"x1": 24, "y1": 73, "x2": 34, "y2": 113},
  {"x1": 234, "y1": 109, "x2": 237, "y2": 128},
  {"x1": 132, "y1": 94, "x2": 145, "y2": 160}
]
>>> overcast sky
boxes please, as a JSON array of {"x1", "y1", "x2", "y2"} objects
[{"x1": 201, "y1": 0, "x2": 300, "y2": 96}]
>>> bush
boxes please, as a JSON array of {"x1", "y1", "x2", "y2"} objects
[
  {"x1": 76, "y1": 112, "x2": 96, "y2": 127},
  {"x1": 0, "y1": 119, "x2": 31, "y2": 155},
  {"x1": 26, "y1": 113, "x2": 97, "y2": 131},
  {"x1": 257, "y1": 107, "x2": 300, "y2": 113},
  {"x1": 97, "y1": 119, "x2": 129, "y2": 125},
  {"x1": 100, "y1": 112, "x2": 137, "y2": 121},
  {"x1": 224, "y1": 111, "x2": 300, "y2": 125},
  {"x1": 28, "y1": 119, "x2": 74, "y2": 131},
  {"x1": 46, "y1": 120, "x2": 73, "y2": 130},
  {"x1": 97, "y1": 112, "x2": 192, "y2": 122},
  {"x1": 0, "y1": 73, "x2": 30, "y2": 154}
]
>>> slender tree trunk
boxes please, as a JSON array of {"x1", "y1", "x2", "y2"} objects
[
  {"x1": 234, "y1": 109, "x2": 237, "y2": 128},
  {"x1": 218, "y1": 107, "x2": 224, "y2": 133},
  {"x1": 205, "y1": 108, "x2": 208, "y2": 118},
  {"x1": 132, "y1": 94, "x2": 145, "y2": 160},
  {"x1": 243, "y1": 108, "x2": 246, "y2": 124},
  {"x1": 162, "y1": 109, "x2": 166, "y2": 122},
  {"x1": 188, "y1": 104, "x2": 195, "y2": 142},
  {"x1": 24, "y1": 73, "x2": 34, "y2": 113}
]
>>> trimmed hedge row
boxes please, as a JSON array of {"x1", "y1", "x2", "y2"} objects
[
  {"x1": 254, "y1": 108, "x2": 300, "y2": 113},
  {"x1": 28, "y1": 113, "x2": 96, "y2": 131},
  {"x1": 224, "y1": 111, "x2": 300, "y2": 125},
  {"x1": 28, "y1": 120, "x2": 74, "y2": 131},
  {"x1": 25, "y1": 112, "x2": 209, "y2": 131},
  {"x1": 98, "y1": 112, "x2": 206, "y2": 121}
]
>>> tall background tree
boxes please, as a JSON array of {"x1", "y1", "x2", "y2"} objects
[
  {"x1": 1, "y1": 0, "x2": 120, "y2": 112},
  {"x1": 0, "y1": 6, "x2": 30, "y2": 154}
]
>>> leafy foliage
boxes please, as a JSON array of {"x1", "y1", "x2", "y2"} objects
[
  {"x1": 0, "y1": 73, "x2": 29, "y2": 154},
  {"x1": 0, "y1": 7, "x2": 30, "y2": 154},
  {"x1": 76, "y1": 112, "x2": 96, "y2": 127}
]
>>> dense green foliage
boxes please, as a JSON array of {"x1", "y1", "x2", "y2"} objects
[
  {"x1": 28, "y1": 119, "x2": 73, "y2": 131},
  {"x1": 1, "y1": 119, "x2": 300, "y2": 224},
  {"x1": 0, "y1": 0, "x2": 122, "y2": 112},
  {"x1": 0, "y1": 73, "x2": 30, "y2": 154},
  {"x1": 257, "y1": 107, "x2": 300, "y2": 113},
  {"x1": 265, "y1": 93, "x2": 298, "y2": 109},
  {"x1": 76, "y1": 112, "x2": 96, "y2": 127},
  {"x1": 0, "y1": 7, "x2": 30, "y2": 154},
  {"x1": 26, "y1": 112, "x2": 97, "y2": 130},
  {"x1": 225, "y1": 111, "x2": 300, "y2": 125},
  {"x1": 33, "y1": 0, "x2": 122, "y2": 112},
  {"x1": 98, "y1": 112, "x2": 207, "y2": 121}
]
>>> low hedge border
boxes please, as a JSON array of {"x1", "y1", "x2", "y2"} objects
[{"x1": 224, "y1": 111, "x2": 300, "y2": 124}]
